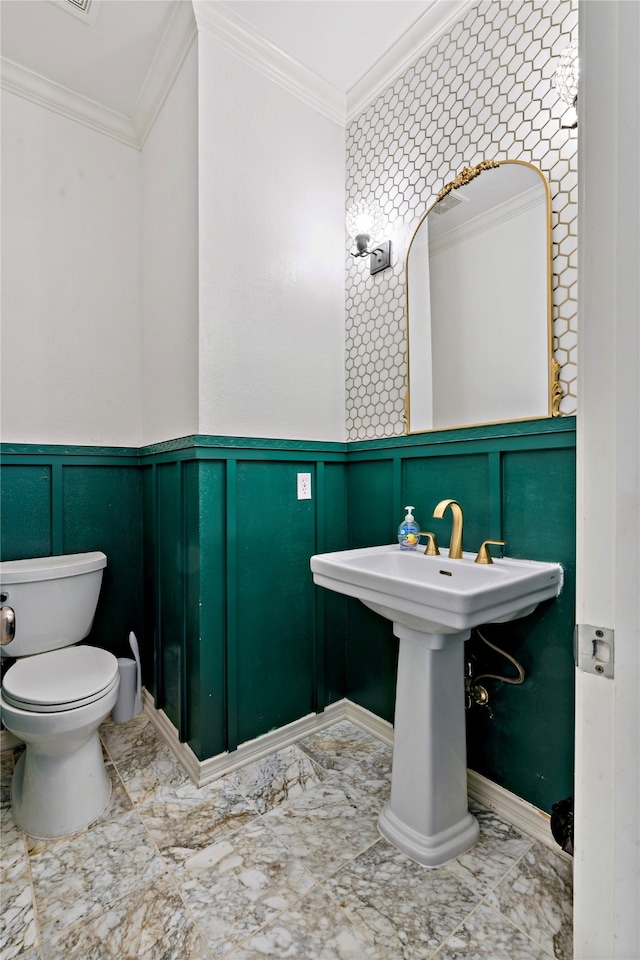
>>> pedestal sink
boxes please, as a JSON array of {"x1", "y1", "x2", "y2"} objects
[{"x1": 310, "y1": 544, "x2": 563, "y2": 866}]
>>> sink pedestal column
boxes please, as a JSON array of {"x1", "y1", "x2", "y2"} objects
[{"x1": 378, "y1": 623, "x2": 479, "y2": 866}]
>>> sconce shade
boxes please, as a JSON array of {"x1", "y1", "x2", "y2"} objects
[
  {"x1": 346, "y1": 198, "x2": 391, "y2": 275},
  {"x1": 553, "y1": 37, "x2": 579, "y2": 106},
  {"x1": 346, "y1": 199, "x2": 385, "y2": 243}
]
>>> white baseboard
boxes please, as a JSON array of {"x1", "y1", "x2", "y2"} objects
[
  {"x1": 467, "y1": 769, "x2": 566, "y2": 857},
  {"x1": 142, "y1": 692, "x2": 562, "y2": 855},
  {"x1": 142, "y1": 691, "x2": 352, "y2": 788}
]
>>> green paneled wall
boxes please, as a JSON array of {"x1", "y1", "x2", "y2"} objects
[
  {"x1": 235, "y1": 461, "x2": 316, "y2": 743},
  {"x1": 0, "y1": 418, "x2": 575, "y2": 814},
  {"x1": 0, "y1": 448, "x2": 142, "y2": 660},
  {"x1": 137, "y1": 437, "x2": 348, "y2": 759},
  {"x1": 345, "y1": 419, "x2": 576, "y2": 814},
  {"x1": 0, "y1": 465, "x2": 52, "y2": 558}
]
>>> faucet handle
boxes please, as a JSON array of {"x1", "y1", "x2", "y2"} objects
[
  {"x1": 474, "y1": 540, "x2": 505, "y2": 565},
  {"x1": 418, "y1": 532, "x2": 440, "y2": 556}
]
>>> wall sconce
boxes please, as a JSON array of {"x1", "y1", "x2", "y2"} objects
[
  {"x1": 346, "y1": 199, "x2": 391, "y2": 275},
  {"x1": 553, "y1": 37, "x2": 578, "y2": 129}
]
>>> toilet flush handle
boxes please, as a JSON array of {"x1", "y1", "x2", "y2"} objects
[{"x1": 0, "y1": 606, "x2": 15, "y2": 646}]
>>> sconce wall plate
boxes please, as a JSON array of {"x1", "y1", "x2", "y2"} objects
[{"x1": 370, "y1": 240, "x2": 391, "y2": 275}]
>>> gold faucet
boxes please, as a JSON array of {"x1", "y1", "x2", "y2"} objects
[
  {"x1": 418, "y1": 532, "x2": 440, "y2": 556},
  {"x1": 474, "y1": 539, "x2": 505, "y2": 564},
  {"x1": 432, "y1": 499, "x2": 464, "y2": 559}
]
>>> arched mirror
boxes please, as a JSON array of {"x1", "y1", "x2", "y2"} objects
[{"x1": 406, "y1": 159, "x2": 561, "y2": 434}]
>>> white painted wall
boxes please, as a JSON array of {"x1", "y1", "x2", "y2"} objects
[
  {"x1": 1, "y1": 23, "x2": 345, "y2": 449},
  {"x1": 196, "y1": 34, "x2": 346, "y2": 442},
  {"x1": 141, "y1": 40, "x2": 199, "y2": 445},
  {"x1": 0, "y1": 91, "x2": 143, "y2": 446}
]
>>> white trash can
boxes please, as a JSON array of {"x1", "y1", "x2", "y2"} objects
[{"x1": 112, "y1": 657, "x2": 139, "y2": 723}]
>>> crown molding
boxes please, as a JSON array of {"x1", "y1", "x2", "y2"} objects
[
  {"x1": 192, "y1": 0, "x2": 346, "y2": 127},
  {"x1": 1, "y1": 0, "x2": 474, "y2": 141},
  {"x1": 133, "y1": 1, "x2": 197, "y2": 148},
  {"x1": 0, "y1": 1, "x2": 195, "y2": 150},
  {"x1": 0, "y1": 57, "x2": 138, "y2": 147},
  {"x1": 346, "y1": 0, "x2": 477, "y2": 124}
]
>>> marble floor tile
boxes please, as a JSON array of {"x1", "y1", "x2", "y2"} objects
[
  {"x1": 1, "y1": 802, "x2": 27, "y2": 869},
  {"x1": 0, "y1": 856, "x2": 39, "y2": 960},
  {"x1": 296, "y1": 721, "x2": 385, "y2": 772},
  {"x1": 443, "y1": 801, "x2": 534, "y2": 895},
  {"x1": 487, "y1": 841, "x2": 573, "y2": 960},
  {"x1": 30, "y1": 809, "x2": 166, "y2": 942},
  {"x1": 432, "y1": 902, "x2": 553, "y2": 960},
  {"x1": 225, "y1": 885, "x2": 384, "y2": 960},
  {"x1": 138, "y1": 776, "x2": 259, "y2": 867},
  {"x1": 40, "y1": 873, "x2": 211, "y2": 960},
  {"x1": 1, "y1": 748, "x2": 15, "y2": 804},
  {"x1": 1, "y1": 750, "x2": 27, "y2": 867},
  {"x1": 228, "y1": 744, "x2": 329, "y2": 814},
  {"x1": 324, "y1": 838, "x2": 481, "y2": 960},
  {"x1": 1, "y1": 715, "x2": 574, "y2": 960},
  {"x1": 26, "y1": 763, "x2": 133, "y2": 857},
  {"x1": 99, "y1": 714, "x2": 158, "y2": 763},
  {"x1": 112, "y1": 734, "x2": 192, "y2": 807},
  {"x1": 177, "y1": 818, "x2": 316, "y2": 958},
  {"x1": 263, "y1": 781, "x2": 380, "y2": 882},
  {"x1": 329, "y1": 745, "x2": 393, "y2": 806}
]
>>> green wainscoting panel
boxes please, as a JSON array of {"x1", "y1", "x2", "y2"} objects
[
  {"x1": 343, "y1": 419, "x2": 576, "y2": 813},
  {"x1": 0, "y1": 452, "x2": 142, "y2": 661},
  {"x1": 319, "y1": 462, "x2": 348, "y2": 707},
  {"x1": 347, "y1": 459, "x2": 395, "y2": 548},
  {"x1": 156, "y1": 462, "x2": 183, "y2": 730},
  {"x1": 187, "y1": 460, "x2": 227, "y2": 759},
  {"x1": 234, "y1": 460, "x2": 317, "y2": 746},
  {"x1": 464, "y1": 445, "x2": 577, "y2": 813},
  {"x1": 137, "y1": 438, "x2": 351, "y2": 760},
  {"x1": 0, "y1": 465, "x2": 52, "y2": 559},
  {"x1": 0, "y1": 420, "x2": 576, "y2": 814},
  {"x1": 142, "y1": 466, "x2": 158, "y2": 702},
  {"x1": 345, "y1": 458, "x2": 398, "y2": 721},
  {"x1": 62, "y1": 465, "x2": 143, "y2": 658},
  {"x1": 402, "y1": 454, "x2": 491, "y2": 550}
]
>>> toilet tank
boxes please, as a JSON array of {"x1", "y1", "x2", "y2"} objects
[{"x1": 0, "y1": 552, "x2": 107, "y2": 658}]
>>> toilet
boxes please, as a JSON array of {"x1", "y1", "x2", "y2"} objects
[{"x1": 0, "y1": 551, "x2": 120, "y2": 839}]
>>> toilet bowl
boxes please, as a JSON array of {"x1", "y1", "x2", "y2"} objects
[{"x1": 0, "y1": 552, "x2": 120, "y2": 839}]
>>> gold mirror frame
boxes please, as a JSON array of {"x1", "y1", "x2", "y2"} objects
[{"x1": 404, "y1": 159, "x2": 562, "y2": 434}]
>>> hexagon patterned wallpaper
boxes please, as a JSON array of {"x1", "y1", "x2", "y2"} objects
[{"x1": 345, "y1": 0, "x2": 578, "y2": 440}]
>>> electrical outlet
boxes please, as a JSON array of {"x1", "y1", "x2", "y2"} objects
[{"x1": 297, "y1": 473, "x2": 312, "y2": 500}]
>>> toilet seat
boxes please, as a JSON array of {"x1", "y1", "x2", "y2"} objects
[{"x1": 1, "y1": 646, "x2": 119, "y2": 713}]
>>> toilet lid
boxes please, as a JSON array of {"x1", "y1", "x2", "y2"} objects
[{"x1": 1, "y1": 646, "x2": 119, "y2": 713}]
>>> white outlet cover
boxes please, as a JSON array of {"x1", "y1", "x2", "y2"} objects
[{"x1": 297, "y1": 473, "x2": 312, "y2": 500}]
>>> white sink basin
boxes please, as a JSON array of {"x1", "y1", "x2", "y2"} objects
[{"x1": 311, "y1": 544, "x2": 563, "y2": 635}]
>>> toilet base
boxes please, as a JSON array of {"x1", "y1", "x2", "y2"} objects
[{"x1": 12, "y1": 730, "x2": 112, "y2": 839}]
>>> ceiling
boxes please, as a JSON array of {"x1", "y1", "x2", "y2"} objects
[
  {"x1": 0, "y1": 0, "x2": 470, "y2": 135},
  {"x1": 219, "y1": 1, "x2": 434, "y2": 93}
]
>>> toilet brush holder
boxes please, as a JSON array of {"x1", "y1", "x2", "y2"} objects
[{"x1": 112, "y1": 658, "x2": 141, "y2": 723}]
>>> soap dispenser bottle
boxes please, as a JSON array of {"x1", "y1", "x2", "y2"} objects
[{"x1": 398, "y1": 505, "x2": 420, "y2": 551}]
